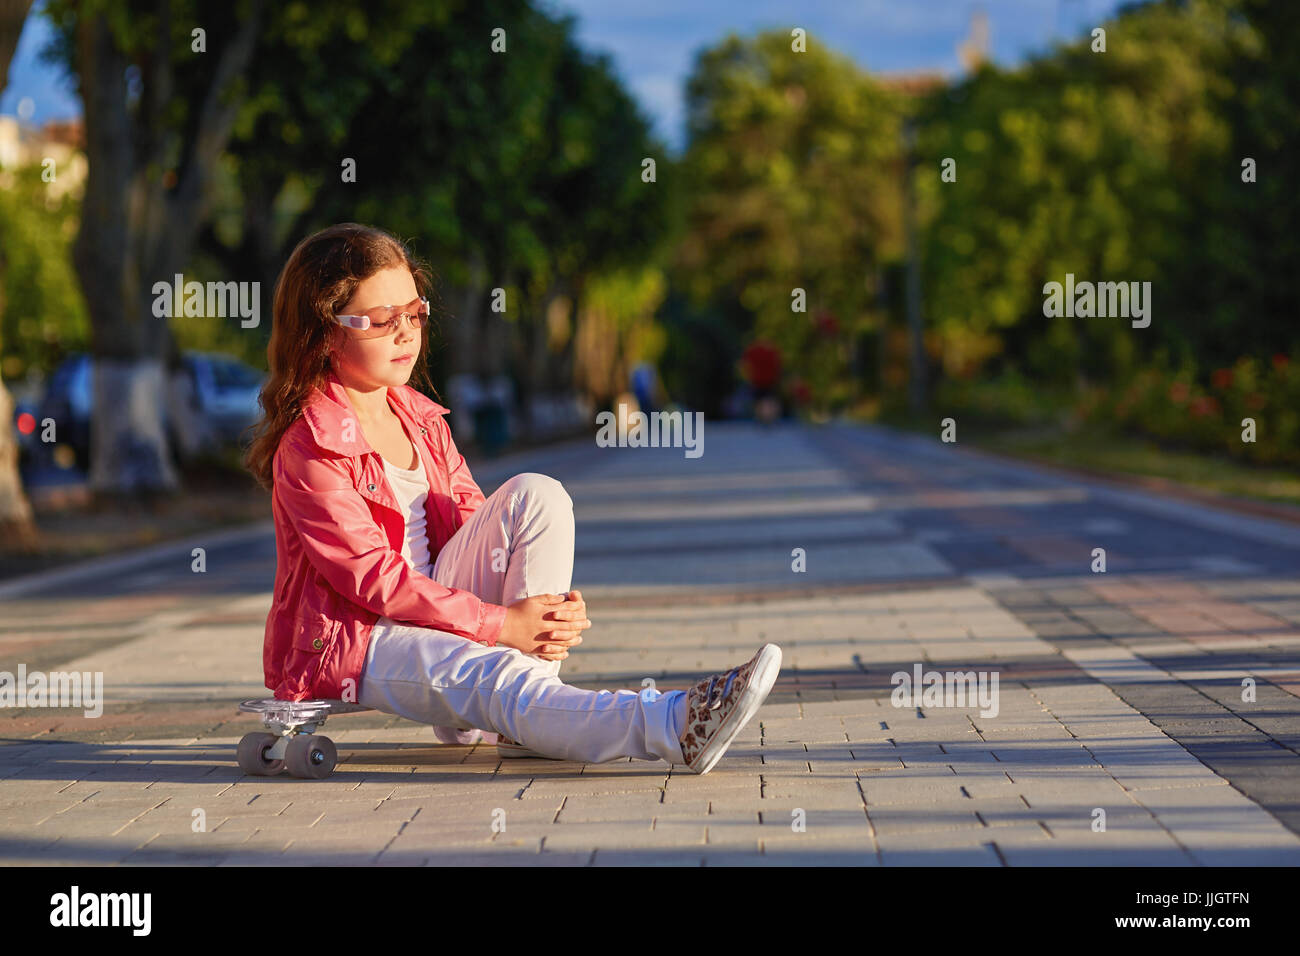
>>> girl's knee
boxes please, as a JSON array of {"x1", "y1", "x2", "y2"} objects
[{"x1": 501, "y1": 472, "x2": 571, "y2": 510}]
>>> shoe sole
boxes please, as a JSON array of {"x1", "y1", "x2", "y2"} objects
[
  {"x1": 689, "y1": 643, "x2": 782, "y2": 775},
  {"x1": 433, "y1": 726, "x2": 487, "y2": 746},
  {"x1": 497, "y1": 744, "x2": 562, "y2": 760}
]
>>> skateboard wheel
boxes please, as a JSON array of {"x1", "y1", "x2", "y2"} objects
[
  {"x1": 237, "y1": 732, "x2": 284, "y2": 776},
  {"x1": 285, "y1": 733, "x2": 337, "y2": 779}
]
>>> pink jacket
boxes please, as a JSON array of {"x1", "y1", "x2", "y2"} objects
[{"x1": 264, "y1": 369, "x2": 507, "y2": 701}]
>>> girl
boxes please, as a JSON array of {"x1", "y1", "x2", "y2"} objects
[{"x1": 244, "y1": 223, "x2": 781, "y2": 774}]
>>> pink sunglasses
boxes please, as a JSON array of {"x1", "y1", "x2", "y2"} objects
[{"x1": 335, "y1": 296, "x2": 430, "y2": 338}]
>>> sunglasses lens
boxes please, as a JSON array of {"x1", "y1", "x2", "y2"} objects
[{"x1": 354, "y1": 299, "x2": 428, "y2": 337}]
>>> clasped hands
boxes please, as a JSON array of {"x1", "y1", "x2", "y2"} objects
[{"x1": 497, "y1": 588, "x2": 589, "y2": 661}]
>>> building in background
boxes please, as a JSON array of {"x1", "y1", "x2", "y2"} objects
[{"x1": 0, "y1": 109, "x2": 85, "y2": 200}]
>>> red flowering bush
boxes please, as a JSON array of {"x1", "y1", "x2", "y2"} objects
[{"x1": 1084, "y1": 353, "x2": 1300, "y2": 466}]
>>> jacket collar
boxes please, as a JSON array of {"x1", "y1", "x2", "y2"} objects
[{"x1": 302, "y1": 368, "x2": 450, "y2": 456}]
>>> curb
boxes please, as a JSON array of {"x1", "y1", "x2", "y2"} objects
[
  {"x1": 962, "y1": 443, "x2": 1300, "y2": 528},
  {"x1": 0, "y1": 519, "x2": 274, "y2": 599}
]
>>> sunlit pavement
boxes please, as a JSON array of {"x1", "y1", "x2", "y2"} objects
[{"x1": 2, "y1": 420, "x2": 1299, "y2": 865}]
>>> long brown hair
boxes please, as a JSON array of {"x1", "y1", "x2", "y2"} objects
[{"x1": 243, "y1": 223, "x2": 440, "y2": 490}]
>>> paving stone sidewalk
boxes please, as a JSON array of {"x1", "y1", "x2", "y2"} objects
[{"x1": 2, "y1": 421, "x2": 1299, "y2": 865}]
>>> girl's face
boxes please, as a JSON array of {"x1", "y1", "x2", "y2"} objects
[{"x1": 329, "y1": 265, "x2": 422, "y2": 392}]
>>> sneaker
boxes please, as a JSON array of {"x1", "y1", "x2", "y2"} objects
[
  {"x1": 679, "y1": 643, "x2": 782, "y2": 775},
  {"x1": 433, "y1": 725, "x2": 487, "y2": 745}
]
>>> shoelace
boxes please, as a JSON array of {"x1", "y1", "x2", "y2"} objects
[{"x1": 703, "y1": 668, "x2": 739, "y2": 711}]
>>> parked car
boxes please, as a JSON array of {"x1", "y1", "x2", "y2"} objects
[
  {"x1": 185, "y1": 351, "x2": 265, "y2": 448},
  {"x1": 10, "y1": 377, "x2": 47, "y2": 461},
  {"x1": 37, "y1": 351, "x2": 265, "y2": 470},
  {"x1": 37, "y1": 355, "x2": 92, "y2": 469}
]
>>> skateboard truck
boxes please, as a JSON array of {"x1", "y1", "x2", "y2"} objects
[{"x1": 236, "y1": 699, "x2": 372, "y2": 779}]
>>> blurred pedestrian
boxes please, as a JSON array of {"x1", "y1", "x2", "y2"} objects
[
  {"x1": 630, "y1": 360, "x2": 660, "y2": 414},
  {"x1": 741, "y1": 340, "x2": 782, "y2": 425}
]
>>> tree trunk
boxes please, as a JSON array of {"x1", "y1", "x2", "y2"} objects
[
  {"x1": 71, "y1": 0, "x2": 266, "y2": 500},
  {"x1": 480, "y1": 268, "x2": 510, "y2": 381},
  {"x1": 517, "y1": 277, "x2": 564, "y2": 439},
  {"x1": 448, "y1": 247, "x2": 489, "y2": 380},
  {"x1": 557, "y1": 275, "x2": 585, "y2": 408},
  {"x1": 0, "y1": 0, "x2": 38, "y2": 549},
  {"x1": 0, "y1": 0, "x2": 29, "y2": 71},
  {"x1": 72, "y1": 11, "x2": 178, "y2": 499},
  {"x1": 87, "y1": 358, "x2": 179, "y2": 493}
]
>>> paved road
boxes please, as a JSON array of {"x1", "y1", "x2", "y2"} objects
[{"x1": 2, "y1": 420, "x2": 1298, "y2": 865}]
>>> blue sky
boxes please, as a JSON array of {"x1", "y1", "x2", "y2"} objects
[{"x1": 3, "y1": 0, "x2": 1133, "y2": 153}]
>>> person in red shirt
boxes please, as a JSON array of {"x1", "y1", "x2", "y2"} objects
[
  {"x1": 741, "y1": 340, "x2": 782, "y2": 424},
  {"x1": 242, "y1": 223, "x2": 781, "y2": 773}
]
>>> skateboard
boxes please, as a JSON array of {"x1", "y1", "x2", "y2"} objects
[{"x1": 237, "y1": 699, "x2": 372, "y2": 779}]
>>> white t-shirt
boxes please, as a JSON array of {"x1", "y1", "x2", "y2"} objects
[{"x1": 382, "y1": 447, "x2": 434, "y2": 578}]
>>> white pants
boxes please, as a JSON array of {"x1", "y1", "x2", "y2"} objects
[{"x1": 358, "y1": 472, "x2": 688, "y2": 764}]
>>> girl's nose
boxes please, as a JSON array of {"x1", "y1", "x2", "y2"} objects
[{"x1": 395, "y1": 316, "x2": 419, "y2": 342}]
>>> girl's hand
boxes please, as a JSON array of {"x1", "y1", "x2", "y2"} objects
[
  {"x1": 499, "y1": 592, "x2": 591, "y2": 660},
  {"x1": 564, "y1": 590, "x2": 586, "y2": 628},
  {"x1": 535, "y1": 590, "x2": 588, "y2": 661}
]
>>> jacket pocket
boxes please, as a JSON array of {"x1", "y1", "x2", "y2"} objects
[
  {"x1": 292, "y1": 610, "x2": 339, "y2": 654},
  {"x1": 286, "y1": 610, "x2": 340, "y2": 695}
]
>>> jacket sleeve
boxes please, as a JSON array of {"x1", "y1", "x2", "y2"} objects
[
  {"x1": 273, "y1": 430, "x2": 507, "y2": 646},
  {"x1": 440, "y1": 414, "x2": 487, "y2": 525}
]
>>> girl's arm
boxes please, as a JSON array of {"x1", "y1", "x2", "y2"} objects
[{"x1": 274, "y1": 429, "x2": 507, "y2": 645}]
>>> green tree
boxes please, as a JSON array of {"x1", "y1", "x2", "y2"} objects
[
  {"x1": 0, "y1": 162, "x2": 91, "y2": 381},
  {"x1": 916, "y1": 0, "x2": 1283, "y2": 394},
  {"x1": 205, "y1": 0, "x2": 673, "y2": 426},
  {"x1": 674, "y1": 29, "x2": 904, "y2": 415},
  {"x1": 42, "y1": 0, "x2": 270, "y2": 498}
]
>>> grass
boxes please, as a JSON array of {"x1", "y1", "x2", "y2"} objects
[{"x1": 874, "y1": 411, "x2": 1300, "y2": 511}]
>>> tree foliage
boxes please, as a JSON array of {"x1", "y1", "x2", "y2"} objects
[
  {"x1": 673, "y1": 29, "x2": 905, "y2": 414},
  {"x1": 917, "y1": 0, "x2": 1292, "y2": 386}
]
